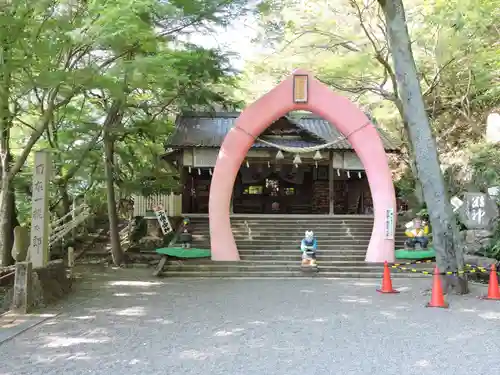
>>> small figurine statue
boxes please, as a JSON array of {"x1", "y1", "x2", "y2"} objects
[
  {"x1": 179, "y1": 217, "x2": 193, "y2": 249},
  {"x1": 404, "y1": 216, "x2": 430, "y2": 250},
  {"x1": 271, "y1": 201, "x2": 280, "y2": 212},
  {"x1": 300, "y1": 230, "x2": 317, "y2": 266}
]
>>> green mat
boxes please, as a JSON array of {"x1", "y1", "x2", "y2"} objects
[
  {"x1": 395, "y1": 248, "x2": 436, "y2": 260},
  {"x1": 155, "y1": 247, "x2": 211, "y2": 258}
]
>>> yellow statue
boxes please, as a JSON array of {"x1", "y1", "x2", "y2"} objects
[{"x1": 404, "y1": 217, "x2": 430, "y2": 250}]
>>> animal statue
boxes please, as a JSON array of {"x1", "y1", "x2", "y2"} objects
[
  {"x1": 300, "y1": 230, "x2": 317, "y2": 266},
  {"x1": 179, "y1": 217, "x2": 193, "y2": 249}
]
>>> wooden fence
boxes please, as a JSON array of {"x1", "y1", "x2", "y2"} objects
[{"x1": 132, "y1": 193, "x2": 182, "y2": 217}]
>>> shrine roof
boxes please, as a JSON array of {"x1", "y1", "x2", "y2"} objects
[{"x1": 165, "y1": 111, "x2": 401, "y2": 152}]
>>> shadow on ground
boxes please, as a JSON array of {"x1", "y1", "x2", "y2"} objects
[{"x1": 0, "y1": 266, "x2": 499, "y2": 375}]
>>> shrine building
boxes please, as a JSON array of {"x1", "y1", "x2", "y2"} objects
[{"x1": 161, "y1": 111, "x2": 403, "y2": 216}]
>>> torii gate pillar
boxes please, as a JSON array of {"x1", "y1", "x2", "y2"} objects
[{"x1": 208, "y1": 70, "x2": 397, "y2": 263}]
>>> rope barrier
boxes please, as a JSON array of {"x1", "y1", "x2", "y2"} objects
[
  {"x1": 234, "y1": 120, "x2": 372, "y2": 154},
  {"x1": 389, "y1": 262, "x2": 497, "y2": 276}
]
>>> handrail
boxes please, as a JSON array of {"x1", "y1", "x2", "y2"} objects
[
  {"x1": 49, "y1": 203, "x2": 91, "y2": 247},
  {"x1": 50, "y1": 203, "x2": 89, "y2": 229}
]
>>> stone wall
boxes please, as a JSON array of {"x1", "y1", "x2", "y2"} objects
[
  {"x1": 461, "y1": 229, "x2": 494, "y2": 255},
  {"x1": 32, "y1": 260, "x2": 72, "y2": 308},
  {"x1": 312, "y1": 180, "x2": 329, "y2": 214},
  {"x1": 3, "y1": 260, "x2": 72, "y2": 313}
]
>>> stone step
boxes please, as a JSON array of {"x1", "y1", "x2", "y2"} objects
[
  {"x1": 192, "y1": 224, "x2": 383, "y2": 230},
  {"x1": 193, "y1": 236, "x2": 405, "y2": 247},
  {"x1": 170, "y1": 216, "x2": 413, "y2": 279},
  {"x1": 189, "y1": 216, "x2": 378, "y2": 221},
  {"x1": 192, "y1": 231, "x2": 405, "y2": 238},
  {"x1": 192, "y1": 222, "x2": 381, "y2": 228},
  {"x1": 173, "y1": 259, "x2": 371, "y2": 266},
  {"x1": 192, "y1": 238, "x2": 404, "y2": 245},
  {"x1": 159, "y1": 270, "x2": 429, "y2": 278},
  {"x1": 191, "y1": 235, "x2": 407, "y2": 240},
  {"x1": 165, "y1": 264, "x2": 391, "y2": 272},
  {"x1": 190, "y1": 248, "x2": 403, "y2": 255},
  {"x1": 213, "y1": 249, "x2": 379, "y2": 255},
  {"x1": 239, "y1": 254, "x2": 368, "y2": 261},
  {"x1": 190, "y1": 245, "x2": 407, "y2": 252}
]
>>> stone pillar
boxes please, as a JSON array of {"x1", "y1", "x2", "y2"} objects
[
  {"x1": 29, "y1": 150, "x2": 51, "y2": 268},
  {"x1": 329, "y1": 151, "x2": 334, "y2": 215},
  {"x1": 68, "y1": 247, "x2": 74, "y2": 278},
  {"x1": 12, "y1": 261, "x2": 33, "y2": 313}
]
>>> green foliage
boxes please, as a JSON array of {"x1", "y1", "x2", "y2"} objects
[
  {"x1": 394, "y1": 169, "x2": 418, "y2": 206},
  {"x1": 244, "y1": 0, "x2": 500, "y2": 169},
  {"x1": 0, "y1": 0, "x2": 250, "y2": 230},
  {"x1": 468, "y1": 142, "x2": 500, "y2": 190},
  {"x1": 479, "y1": 221, "x2": 500, "y2": 260}
]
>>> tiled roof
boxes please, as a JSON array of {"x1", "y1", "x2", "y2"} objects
[{"x1": 166, "y1": 112, "x2": 401, "y2": 152}]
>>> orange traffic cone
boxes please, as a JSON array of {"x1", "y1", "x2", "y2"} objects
[
  {"x1": 377, "y1": 261, "x2": 399, "y2": 294},
  {"x1": 425, "y1": 266, "x2": 449, "y2": 308},
  {"x1": 480, "y1": 264, "x2": 500, "y2": 300}
]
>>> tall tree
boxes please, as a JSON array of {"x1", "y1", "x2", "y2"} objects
[
  {"x1": 247, "y1": 0, "x2": 499, "y2": 207},
  {"x1": 377, "y1": 0, "x2": 467, "y2": 293}
]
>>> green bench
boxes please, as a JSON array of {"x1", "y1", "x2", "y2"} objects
[
  {"x1": 153, "y1": 247, "x2": 211, "y2": 276},
  {"x1": 395, "y1": 247, "x2": 436, "y2": 260}
]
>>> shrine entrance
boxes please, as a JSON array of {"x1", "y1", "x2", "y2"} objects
[
  {"x1": 208, "y1": 69, "x2": 397, "y2": 262},
  {"x1": 233, "y1": 166, "x2": 315, "y2": 214}
]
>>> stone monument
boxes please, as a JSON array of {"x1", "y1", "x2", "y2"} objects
[
  {"x1": 458, "y1": 192, "x2": 498, "y2": 230},
  {"x1": 29, "y1": 150, "x2": 51, "y2": 268},
  {"x1": 458, "y1": 192, "x2": 499, "y2": 255},
  {"x1": 11, "y1": 226, "x2": 30, "y2": 262}
]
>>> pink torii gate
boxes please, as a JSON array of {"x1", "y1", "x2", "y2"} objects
[{"x1": 208, "y1": 69, "x2": 397, "y2": 263}]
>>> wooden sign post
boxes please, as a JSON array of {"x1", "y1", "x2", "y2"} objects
[{"x1": 153, "y1": 205, "x2": 173, "y2": 235}]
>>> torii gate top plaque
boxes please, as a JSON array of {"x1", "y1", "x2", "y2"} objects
[{"x1": 208, "y1": 69, "x2": 397, "y2": 263}]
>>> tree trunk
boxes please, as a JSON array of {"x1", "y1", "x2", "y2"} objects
[
  {"x1": 59, "y1": 184, "x2": 72, "y2": 216},
  {"x1": 378, "y1": 0, "x2": 468, "y2": 293},
  {"x1": 0, "y1": 181, "x2": 14, "y2": 266},
  {"x1": 0, "y1": 40, "x2": 13, "y2": 266},
  {"x1": 394, "y1": 102, "x2": 425, "y2": 207},
  {"x1": 103, "y1": 101, "x2": 124, "y2": 266}
]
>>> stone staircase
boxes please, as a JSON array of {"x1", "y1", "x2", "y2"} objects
[{"x1": 164, "y1": 216, "x2": 432, "y2": 278}]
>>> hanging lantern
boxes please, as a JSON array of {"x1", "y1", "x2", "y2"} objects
[
  {"x1": 337, "y1": 169, "x2": 340, "y2": 177},
  {"x1": 246, "y1": 160, "x2": 250, "y2": 168},
  {"x1": 267, "y1": 161, "x2": 271, "y2": 168},
  {"x1": 275, "y1": 150, "x2": 284, "y2": 160},
  {"x1": 188, "y1": 166, "x2": 192, "y2": 173},
  {"x1": 198, "y1": 168, "x2": 201, "y2": 175},
  {"x1": 293, "y1": 154, "x2": 302, "y2": 165},
  {"x1": 313, "y1": 150, "x2": 322, "y2": 160},
  {"x1": 347, "y1": 171, "x2": 351, "y2": 178},
  {"x1": 358, "y1": 171, "x2": 362, "y2": 179}
]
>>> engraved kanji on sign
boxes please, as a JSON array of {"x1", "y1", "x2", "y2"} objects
[
  {"x1": 153, "y1": 205, "x2": 173, "y2": 235},
  {"x1": 459, "y1": 192, "x2": 499, "y2": 229}
]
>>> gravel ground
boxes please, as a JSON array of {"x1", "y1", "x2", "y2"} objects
[{"x1": 1, "y1": 267, "x2": 500, "y2": 375}]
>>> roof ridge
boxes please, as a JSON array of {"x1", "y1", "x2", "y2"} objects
[{"x1": 285, "y1": 116, "x2": 331, "y2": 143}]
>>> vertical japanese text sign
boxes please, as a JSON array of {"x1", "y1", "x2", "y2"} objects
[
  {"x1": 29, "y1": 151, "x2": 51, "y2": 268},
  {"x1": 384, "y1": 208, "x2": 394, "y2": 240}
]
